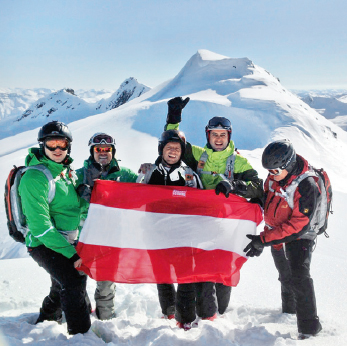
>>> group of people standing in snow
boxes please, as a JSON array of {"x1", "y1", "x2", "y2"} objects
[{"x1": 19, "y1": 96, "x2": 323, "y2": 338}]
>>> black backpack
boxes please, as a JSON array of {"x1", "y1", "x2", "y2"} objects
[{"x1": 4, "y1": 165, "x2": 56, "y2": 243}]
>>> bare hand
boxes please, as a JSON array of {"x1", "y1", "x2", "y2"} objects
[
  {"x1": 138, "y1": 163, "x2": 152, "y2": 174},
  {"x1": 74, "y1": 258, "x2": 83, "y2": 268}
]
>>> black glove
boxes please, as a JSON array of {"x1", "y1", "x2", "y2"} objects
[
  {"x1": 76, "y1": 184, "x2": 92, "y2": 203},
  {"x1": 243, "y1": 235, "x2": 264, "y2": 257},
  {"x1": 166, "y1": 96, "x2": 190, "y2": 124},
  {"x1": 215, "y1": 180, "x2": 233, "y2": 198},
  {"x1": 84, "y1": 162, "x2": 102, "y2": 187},
  {"x1": 231, "y1": 180, "x2": 248, "y2": 197}
]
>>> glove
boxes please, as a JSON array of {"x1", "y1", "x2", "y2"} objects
[
  {"x1": 166, "y1": 96, "x2": 190, "y2": 124},
  {"x1": 84, "y1": 162, "x2": 102, "y2": 187},
  {"x1": 230, "y1": 180, "x2": 248, "y2": 197},
  {"x1": 243, "y1": 235, "x2": 264, "y2": 257},
  {"x1": 215, "y1": 180, "x2": 234, "y2": 198},
  {"x1": 76, "y1": 184, "x2": 92, "y2": 203}
]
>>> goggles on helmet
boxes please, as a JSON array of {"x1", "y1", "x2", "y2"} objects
[
  {"x1": 45, "y1": 138, "x2": 69, "y2": 151},
  {"x1": 206, "y1": 117, "x2": 231, "y2": 130},
  {"x1": 94, "y1": 146, "x2": 113, "y2": 153},
  {"x1": 268, "y1": 168, "x2": 283, "y2": 176},
  {"x1": 89, "y1": 133, "x2": 115, "y2": 146}
]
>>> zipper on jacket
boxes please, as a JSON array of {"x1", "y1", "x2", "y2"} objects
[
  {"x1": 265, "y1": 195, "x2": 275, "y2": 213},
  {"x1": 273, "y1": 199, "x2": 282, "y2": 218}
]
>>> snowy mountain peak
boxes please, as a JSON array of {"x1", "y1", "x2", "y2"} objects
[
  {"x1": 96, "y1": 77, "x2": 150, "y2": 112},
  {"x1": 196, "y1": 49, "x2": 229, "y2": 61},
  {"x1": 181, "y1": 50, "x2": 254, "y2": 78},
  {"x1": 150, "y1": 50, "x2": 257, "y2": 101},
  {"x1": 17, "y1": 88, "x2": 93, "y2": 122}
]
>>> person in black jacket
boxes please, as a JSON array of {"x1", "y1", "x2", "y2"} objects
[{"x1": 138, "y1": 129, "x2": 206, "y2": 330}]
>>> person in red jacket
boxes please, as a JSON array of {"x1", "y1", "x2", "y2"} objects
[{"x1": 244, "y1": 139, "x2": 322, "y2": 339}]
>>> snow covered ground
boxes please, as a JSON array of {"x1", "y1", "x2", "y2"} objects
[
  {"x1": 0, "y1": 50, "x2": 346, "y2": 345},
  {"x1": 1, "y1": 189, "x2": 346, "y2": 345}
]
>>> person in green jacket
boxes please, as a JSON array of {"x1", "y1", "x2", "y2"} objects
[
  {"x1": 164, "y1": 97, "x2": 263, "y2": 318},
  {"x1": 76, "y1": 132, "x2": 138, "y2": 320},
  {"x1": 19, "y1": 121, "x2": 91, "y2": 335}
]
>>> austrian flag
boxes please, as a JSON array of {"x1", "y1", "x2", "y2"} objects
[{"x1": 77, "y1": 180, "x2": 263, "y2": 287}]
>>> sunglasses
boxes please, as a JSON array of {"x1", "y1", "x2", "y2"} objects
[
  {"x1": 268, "y1": 168, "x2": 283, "y2": 176},
  {"x1": 91, "y1": 134, "x2": 114, "y2": 145},
  {"x1": 45, "y1": 138, "x2": 69, "y2": 151},
  {"x1": 94, "y1": 146, "x2": 113, "y2": 153}
]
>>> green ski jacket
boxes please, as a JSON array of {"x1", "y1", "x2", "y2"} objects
[
  {"x1": 19, "y1": 147, "x2": 82, "y2": 259},
  {"x1": 166, "y1": 123, "x2": 263, "y2": 199},
  {"x1": 76, "y1": 157, "x2": 138, "y2": 222}
]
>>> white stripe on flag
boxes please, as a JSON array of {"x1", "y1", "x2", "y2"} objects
[{"x1": 79, "y1": 203, "x2": 257, "y2": 257}]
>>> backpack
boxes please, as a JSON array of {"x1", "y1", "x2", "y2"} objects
[
  {"x1": 270, "y1": 166, "x2": 333, "y2": 237},
  {"x1": 4, "y1": 165, "x2": 56, "y2": 243}
]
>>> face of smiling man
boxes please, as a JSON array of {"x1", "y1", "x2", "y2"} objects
[
  {"x1": 93, "y1": 144, "x2": 113, "y2": 166},
  {"x1": 162, "y1": 142, "x2": 182, "y2": 166},
  {"x1": 209, "y1": 129, "x2": 229, "y2": 151}
]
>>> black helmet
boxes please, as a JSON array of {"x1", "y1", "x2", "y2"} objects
[
  {"x1": 38, "y1": 121, "x2": 73, "y2": 143},
  {"x1": 88, "y1": 132, "x2": 116, "y2": 158},
  {"x1": 158, "y1": 129, "x2": 186, "y2": 156},
  {"x1": 262, "y1": 139, "x2": 297, "y2": 172},
  {"x1": 205, "y1": 116, "x2": 232, "y2": 143}
]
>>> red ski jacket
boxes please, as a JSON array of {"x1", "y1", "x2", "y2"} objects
[{"x1": 260, "y1": 155, "x2": 320, "y2": 246}]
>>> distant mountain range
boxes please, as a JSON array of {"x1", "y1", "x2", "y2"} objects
[
  {"x1": 293, "y1": 89, "x2": 347, "y2": 131},
  {"x1": 0, "y1": 78, "x2": 150, "y2": 139}
]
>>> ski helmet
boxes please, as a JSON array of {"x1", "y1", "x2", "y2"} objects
[
  {"x1": 262, "y1": 139, "x2": 297, "y2": 173},
  {"x1": 38, "y1": 121, "x2": 73, "y2": 142},
  {"x1": 158, "y1": 129, "x2": 186, "y2": 157},
  {"x1": 38, "y1": 121, "x2": 72, "y2": 154},
  {"x1": 205, "y1": 116, "x2": 232, "y2": 143},
  {"x1": 88, "y1": 132, "x2": 116, "y2": 158}
]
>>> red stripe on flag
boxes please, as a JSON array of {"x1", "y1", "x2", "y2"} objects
[
  {"x1": 90, "y1": 180, "x2": 263, "y2": 224},
  {"x1": 77, "y1": 243, "x2": 246, "y2": 287}
]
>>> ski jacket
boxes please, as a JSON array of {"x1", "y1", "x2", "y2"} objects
[
  {"x1": 18, "y1": 147, "x2": 82, "y2": 261},
  {"x1": 166, "y1": 123, "x2": 263, "y2": 199},
  {"x1": 76, "y1": 156, "x2": 138, "y2": 222},
  {"x1": 261, "y1": 155, "x2": 320, "y2": 246},
  {"x1": 138, "y1": 156, "x2": 203, "y2": 189}
]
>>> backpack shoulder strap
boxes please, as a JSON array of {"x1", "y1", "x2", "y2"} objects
[
  {"x1": 280, "y1": 171, "x2": 315, "y2": 209},
  {"x1": 181, "y1": 166, "x2": 203, "y2": 189},
  {"x1": 24, "y1": 165, "x2": 56, "y2": 203},
  {"x1": 197, "y1": 151, "x2": 235, "y2": 181}
]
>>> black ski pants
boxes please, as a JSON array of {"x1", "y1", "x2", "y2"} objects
[
  {"x1": 271, "y1": 239, "x2": 321, "y2": 334},
  {"x1": 157, "y1": 282, "x2": 219, "y2": 323},
  {"x1": 28, "y1": 245, "x2": 91, "y2": 335}
]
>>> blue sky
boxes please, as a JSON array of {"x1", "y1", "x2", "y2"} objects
[{"x1": 1, "y1": 0, "x2": 346, "y2": 91}]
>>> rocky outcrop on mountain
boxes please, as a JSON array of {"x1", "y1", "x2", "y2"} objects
[{"x1": 96, "y1": 78, "x2": 150, "y2": 112}]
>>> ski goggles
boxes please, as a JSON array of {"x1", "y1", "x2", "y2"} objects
[
  {"x1": 268, "y1": 168, "x2": 283, "y2": 176},
  {"x1": 206, "y1": 117, "x2": 231, "y2": 130},
  {"x1": 45, "y1": 138, "x2": 69, "y2": 151},
  {"x1": 94, "y1": 146, "x2": 113, "y2": 153},
  {"x1": 90, "y1": 134, "x2": 114, "y2": 145}
]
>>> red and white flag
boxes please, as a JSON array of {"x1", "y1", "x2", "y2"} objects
[{"x1": 77, "y1": 180, "x2": 263, "y2": 287}]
